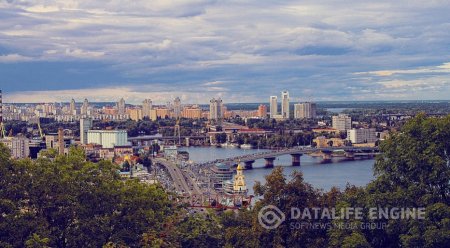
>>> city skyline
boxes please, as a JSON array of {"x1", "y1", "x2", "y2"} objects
[{"x1": 1, "y1": 1, "x2": 450, "y2": 103}]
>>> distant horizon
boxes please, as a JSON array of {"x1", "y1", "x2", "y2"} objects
[{"x1": 4, "y1": 99, "x2": 450, "y2": 105}]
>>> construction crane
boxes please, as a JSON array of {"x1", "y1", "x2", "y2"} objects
[{"x1": 37, "y1": 117, "x2": 44, "y2": 139}]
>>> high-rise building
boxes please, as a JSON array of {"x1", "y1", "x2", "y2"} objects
[
  {"x1": 332, "y1": 114, "x2": 352, "y2": 131},
  {"x1": 347, "y1": 128, "x2": 377, "y2": 144},
  {"x1": 69, "y1": 99, "x2": 76, "y2": 115},
  {"x1": 269, "y1": 96, "x2": 278, "y2": 118},
  {"x1": 117, "y1": 98, "x2": 126, "y2": 115},
  {"x1": 80, "y1": 117, "x2": 93, "y2": 145},
  {"x1": 81, "y1": 98, "x2": 89, "y2": 116},
  {"x1": 209, "y1": 98, "x2": 224, "y2": 125},
  {"x1": 281, "y1": 90, "x2": 290, "y2": 119},
  {"x1": 173, "y1": 97, "x2": 181, "y2": 119},
  {"x1": 294, "y1": 102, "x2": 317, "y2": 119},
  {"x1": 257, "y1": 104, "x2": 268, "y2": 118},
  {"x1": 87, "y1": 130, "x2": 128, "y2": 149},
  {"x1": 142, "y1": 99, "x2": 152, "y2": 118}
]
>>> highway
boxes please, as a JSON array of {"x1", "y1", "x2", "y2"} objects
[{"x1": 154, "y1": 158, "x2": 203, "y2": 195}]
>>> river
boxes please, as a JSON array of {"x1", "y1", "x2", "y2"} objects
[{"x1": 179, "y1": 147, "x2": 375, "y2": 194}]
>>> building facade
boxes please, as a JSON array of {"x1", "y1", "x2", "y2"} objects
[
  {"x1": 347, "y1": 128, "x2": 377, "y2": 144},
  {"x1": 332, "y1": 114, "x2": 352, "y2": 131},
  {"x1": 269, "y1": 96, "x2": 278, "y2": 118},
  {"x1": 117, "y1": 98, "x2": 126, "y2": 115},
  {"x1": 142, "y1": 99, "x2": 152, "y2": 118},
  {"x1": 173, "y1": 97, "x2": 181, "y2": 119},
  {"x1": 0, "y1": 137, "x2": 30, "y2": 158},
  {"x1": 294, "y1": 102, "x2": 317, "y2": 119},
  {"x1": 209, "y1": 98, "x2": 224, "y2": 125},
  {"x1": 257, "y1": 104, "x2": 267, "y2": 118},
  {"x1": 87, "y1": 130, "x2": 128, "y2": 149},
  {"x1": 80, "y1": 117, "x2": 93, "y2": 145},
  {"x1": 281, "y1": 90, "x2": 290, "y2": 119}
]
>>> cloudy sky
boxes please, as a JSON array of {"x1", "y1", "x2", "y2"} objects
[{"x1": 1, "y1": 0, "x2": 449, "y2": 103}]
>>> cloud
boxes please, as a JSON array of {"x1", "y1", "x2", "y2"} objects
[
  {"x1": 0, "y1": 0, "x2": 449, "y2": 101},
  {"x1": 0, "y1": 54, "x2": 34, "y2": 63}
]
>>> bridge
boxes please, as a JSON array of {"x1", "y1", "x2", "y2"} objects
[{"x1": 196, "y1": 146, "x2": 380, "y2": 169}]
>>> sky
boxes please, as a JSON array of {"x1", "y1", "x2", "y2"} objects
[{"x1": 0, "y1": 0, "x2": 449, "y2": 104}]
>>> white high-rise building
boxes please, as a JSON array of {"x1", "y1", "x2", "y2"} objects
[
  {"x1": 173, "y1": 97, "x2": 181, "y2": 119},
  {"x1": 209, "y1": 98, "x2": 224, "y2": 125},
  {"x1": 81, "y1": 98, "x2": 89, "y2": 116},
  {"x1": 69, "y1": 99, "x2": 76, "y2": 115},
  {"x1": 332, "y1": 114, "x2": 352, "y2": 131},
  {"x1": 347, "y1": 128, "x2": 377, "y2": 144},
  {"x1": 117, "y1": 98, "x2": 126, "y2": 115},
  {"x1": 281, "y1": 90, "x2": 290, "y2": 119},
  {"x1": 269, "y1": 96, "x2": 278, "y2": 118},
  {"x1": 80, "y1": 117, "x2": 93, "y2": 145},
  {"x1": 294, "y1": 102, "x2": 317, "y2": 119},
  {"x1": 142, "y1": 99, "x2": 152, "y2": 119},
  {"x1": 87, "y1": 130, "x2": 128, "y2": 149}
]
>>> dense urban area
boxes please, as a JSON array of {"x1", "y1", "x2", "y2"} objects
[{"x1": 0, "y1": 89, "x2": 449, "y2": 247}]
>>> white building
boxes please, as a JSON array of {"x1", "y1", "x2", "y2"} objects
[
  {"x1": 142, "y1": 99, "x2": 153, "y2": 118},
  {"x1": 281, "y1": 90, "x2": 290, "y2": 119},
  {"x1": 347, "y1": 128, "x2": 377, "y2": 144},
  {"x1": 80, "y1": 118, "x2": 93, "y2": 145},
  {"x1": 209, "y1": 98, "x2": 224, "y2": 124},
  {"x1": 269, "y1": 96, "x2": 278, "y2": 118},
  {"x1": 173, "y1": 97, "x2": 181, "y2": 119},
  {"x1": 332, "y1": 114, "x2": 352, "y2": 131},
  {"x1": 87, "y1": 130, "x2": 128, "y2": 149},
  {"x1": 1, "y1": 137, "x2": 30, "y2": 158},
  {"x1": 294, "y1": 102, "x2": 317, "y2": 119},
  {"x1": 117, "y1": 98, "x2": 126, "y2": 115},
  {"x1": 81, "y1": 98, "x2": 89, "y2": 116}
]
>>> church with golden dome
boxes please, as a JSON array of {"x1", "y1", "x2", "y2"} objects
[{"x1": 232, "y1": 161, "x2": 248, "y2": 194}]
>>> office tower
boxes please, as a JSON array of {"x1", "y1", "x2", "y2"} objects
[
  {"x1": 142, "y1": 99, "x2": 152, "y2": 118},
  {"x1": 173, "y1": 97, "x2": 181, "y2": 119},
  {"x1": 332, "y1": 114, "x2": 352, "y2": 131},
  {"x1": 257, "y1": 104, "x2": 268, "y2": 117},
  {"x1": 209, "y1": 98, "x2": 224, "y2": 125},
  {"x1": 117, "y1": 98, "x2": 126, "y2": 115},
  {"x1": 269, "y1": 96, "x2": 278, "y2": 118},
  {"x1": 281, "y1": 90, "x2": 290, "y2": 119},
  {"x1": 69, "y1": 98, "x2": 76, "y2": 115},
  {"x1": 81, "y1": 98, "x2": 89, "y2": 116},
  {"x1": 80, "y1": 117, "x2": 93, "y2": 145},
  {"x1": 294, "y1": 102, "x2": 317, "y2": 119}
]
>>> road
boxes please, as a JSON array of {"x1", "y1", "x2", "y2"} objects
[{"x1": 154, "y1": 158, "x2": 203, "y2": 195}]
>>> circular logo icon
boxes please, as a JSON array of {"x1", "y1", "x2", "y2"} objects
[{"x1": 258, "y1": 205, "x2": 286, "y2": 230}]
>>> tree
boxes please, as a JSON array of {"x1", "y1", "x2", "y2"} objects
[{"x1": 329, "y1": 114, "x2": 450, "y2": 247}]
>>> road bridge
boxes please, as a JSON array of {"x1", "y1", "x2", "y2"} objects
[{"x1": 196, "y1": 146, "x2": 380, "y2": 169}]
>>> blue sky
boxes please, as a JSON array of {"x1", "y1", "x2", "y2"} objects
[{"x1": 0, "y1": 0, "x2": 449, "y2": 103}]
